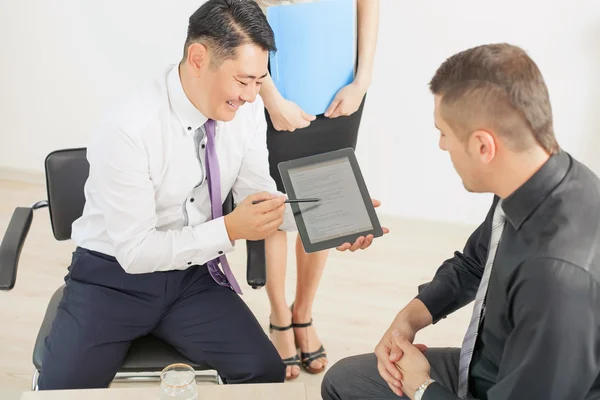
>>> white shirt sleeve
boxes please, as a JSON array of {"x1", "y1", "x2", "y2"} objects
[
  {"x1": 86, "y1": 120, "x2": 234, "y2": 274},
  {"x1": 231, "y1": 97, "x2": 297, "y2": 232}
]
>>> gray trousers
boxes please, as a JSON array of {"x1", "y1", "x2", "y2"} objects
[{"x1": 321, "y1": 348, "x2": 460, "y2": 400}]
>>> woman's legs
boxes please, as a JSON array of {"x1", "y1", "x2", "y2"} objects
[
  {"x1": 263, "y1": 97, "x2": 366, "y2": 375},
  {"x1": 265, "y1": 230, "x2": 300, "y2": 379},
  {"x1": 293, "y1": 233, "x2": 329, "y2": 371}
]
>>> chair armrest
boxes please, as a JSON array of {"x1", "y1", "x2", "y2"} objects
[
  {"x1": 246, "y1": 240, "x2": 266, "y2": 289},
  {"x1": 222, "y1": 191, "x2": 267, "y2": 289},
  {"x1": 0, "y1": 207, "x2": 34, "y2": 290}
]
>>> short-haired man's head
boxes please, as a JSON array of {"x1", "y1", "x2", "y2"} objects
[
  {"x1": 429, "y1": 43, "x2": 559, "y2": 154},
  {"x1": 183, "y1": 0, "x2": 276, "y2": 67}
]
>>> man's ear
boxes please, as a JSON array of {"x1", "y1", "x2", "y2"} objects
[
  {"x1": 187, "y1": 42, "x2": 209, "y2": 73},
  {"x1": 470, "y1": 129, "x2": 497, "y2": 164}
]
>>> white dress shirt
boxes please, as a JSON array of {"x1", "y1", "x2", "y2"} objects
[{"x1": 71, "y1": 64, "x2": 296, "y2": 274}]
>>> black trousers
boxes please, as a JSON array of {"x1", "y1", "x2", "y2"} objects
[{"x1": 38, "y1": 247, "x2": 284, "y2": 390}]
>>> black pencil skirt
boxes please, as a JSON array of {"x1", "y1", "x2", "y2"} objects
[{"x1": 265, "y1": 95, "x2": 367, "y2": 193}]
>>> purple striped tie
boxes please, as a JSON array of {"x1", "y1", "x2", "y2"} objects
[{"x1": 203, "y1": 119, "x2": 243, "y2": 295}]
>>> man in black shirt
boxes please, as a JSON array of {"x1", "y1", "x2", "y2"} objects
[{"x1": 321, "y1": 43, "x2": 600, "y2": 400}]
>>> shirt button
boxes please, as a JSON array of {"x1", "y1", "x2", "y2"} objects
[
  {"x1": 218, "y1": 251, "x2": 223, "y2": 255},
  {"x1": 187, "y1": 126, "x2": 192, "y2": 131},
  {"x1": 201, "y1": 144, "x2": 206, "y2": 149},
  {"x1": 187, "y1": 262, "x2": 192, "y2": 265},
  {"x1": 190, "y1": 198, "x2": 195, "y2": 202}
]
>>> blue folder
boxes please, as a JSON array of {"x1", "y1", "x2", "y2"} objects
[{"x1": 267, "y1": 0, "x2": 356, "y2": 116}]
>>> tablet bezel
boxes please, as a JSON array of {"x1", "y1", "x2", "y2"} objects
[{"x1": 277, "y1": 148, "x2": 383, "y2": 253}]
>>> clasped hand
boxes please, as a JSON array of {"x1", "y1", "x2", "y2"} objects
[{"x1": 375, "y1": 326, "x2": 431, "y2": 399}]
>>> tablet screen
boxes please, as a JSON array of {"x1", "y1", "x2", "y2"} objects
[{"x1": 287, "y1": 156, "x2": 373, "y2": 244}]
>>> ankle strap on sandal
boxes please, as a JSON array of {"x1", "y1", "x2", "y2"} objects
[
  {"x1": 269, "y1": 322, "x2": 293, "y2": 331},
  {"x1": 292, "y1": 319, "x2": 313, "y2": 328}
]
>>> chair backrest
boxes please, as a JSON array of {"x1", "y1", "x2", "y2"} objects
[
  {"x1": 44, "y1": 148, "x2": 236, "y2": 242},
  {"x1": 45, "y1": 148, "x2": 89, "y2": 241}
]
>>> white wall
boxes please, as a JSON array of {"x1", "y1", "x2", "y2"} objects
[{"x1": 1, "y1": 0, "x2": 600, "y2": 225}]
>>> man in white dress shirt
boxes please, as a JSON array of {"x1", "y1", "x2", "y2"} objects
[{"x1": 38, "y1": 0, "x2": 380, "y2": 390}]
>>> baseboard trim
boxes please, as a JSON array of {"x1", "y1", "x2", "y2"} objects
[{"x1": 0, "y1": 167, "x2": 45, "y2": 185}]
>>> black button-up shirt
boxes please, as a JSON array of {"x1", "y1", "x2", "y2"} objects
[{"x1": 417, "y1": 150, "x2": 600, "y2": 400}]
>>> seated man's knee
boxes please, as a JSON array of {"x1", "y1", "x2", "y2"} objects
[
  {"x1": 38, "y1": 362, "x2": 111, "y2": 390},
  {"x1": 256, "y1": 354, "x2": 286, "y2": 383},
  {"x1": 38, "y1": 336, "x2": 120, "y2": 390},
  {"x1": 241, "y1": 351, "x2": 286, "y2": 383},
  {"x1": 322, "y1": 357, "x2": 355, "y2": 399},
  {"x1": 322, "y1": 354, "x2": 377, "y2": 400}
]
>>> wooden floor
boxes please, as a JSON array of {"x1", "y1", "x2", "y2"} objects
[{"x1": 0, "y1": 179, "x2": 477, "y2": 400}]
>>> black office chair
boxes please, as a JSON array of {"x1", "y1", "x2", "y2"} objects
[{"x1": 0, "y1": 148, "x2": 267, "y2": 390}]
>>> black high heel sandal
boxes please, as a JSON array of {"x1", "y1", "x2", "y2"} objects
[
  {"x1": 268, "y1": 321, "x2": 301, "y2": 380},
  {"x1": 291, "y1": 319, "x2": 327, "y2": 375},
  {"x1": 290, "y1": 303, "x2": 327, "y2": 375}
]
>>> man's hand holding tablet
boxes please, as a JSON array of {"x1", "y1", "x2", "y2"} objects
[
  {"x1": 277, "y1": 148, "x2": 389, "y2": 253},
  {"x1": 335, "y1": 199, "x2": 389, "y2": 252}
]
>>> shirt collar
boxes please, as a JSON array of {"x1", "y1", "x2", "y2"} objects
[
  {"x1": 502, "y1": 150, "x2": 571, "y2": 230},
  {"x1": 167, "y1": 63, "x2": 208, "y2": 135}
]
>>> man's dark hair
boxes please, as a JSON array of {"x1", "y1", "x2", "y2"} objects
[
  {"x1": 183, "y1": 0, "x2": 276, "y2": 66},
  {"x1": 430, "y1": 43, "x2": 559, "y2": 154}
]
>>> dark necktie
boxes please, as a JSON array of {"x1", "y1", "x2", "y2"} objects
[{"x1": 457, "y1": 201, "x2": 506, "y2": 397}]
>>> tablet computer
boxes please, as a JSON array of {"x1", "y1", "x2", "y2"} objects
[{"x1": 278, "y1": 148, "x2": 383, "y2": 253}]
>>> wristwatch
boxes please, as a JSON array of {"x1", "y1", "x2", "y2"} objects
[{"x1": 414, "y1": 378, "x2": 436, "y2": 400}]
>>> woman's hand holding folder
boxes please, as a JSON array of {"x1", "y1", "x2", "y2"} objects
[
  {"x1": 262, "y1": 73, "x2": 316, "y2": 132},
  {"x1": 325, "y1": 80, "x2": 368, "y2": 119}
]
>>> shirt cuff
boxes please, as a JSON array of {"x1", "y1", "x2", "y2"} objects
[
  {"x1": 193, "y1": 216, "x2": 235, "y2": 260},
  {"x1": 415, "y1": 279, "x2": 455, "y2": 324},
  {"x1": 423, "y1": 381, "x2": 458, "y2": 400}
]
